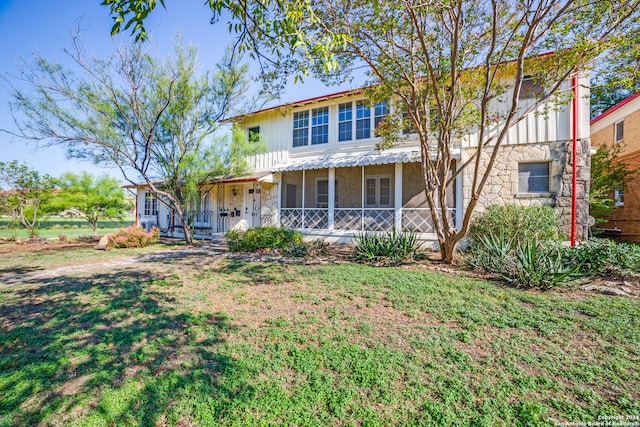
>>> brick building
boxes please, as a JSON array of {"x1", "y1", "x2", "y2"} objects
[{"x1": 591, "y1": 91, "x2": 640, "y2": 241}]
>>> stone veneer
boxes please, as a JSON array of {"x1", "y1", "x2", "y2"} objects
[{"x1": 461, "y1": 139, "x2": 591, "y2": 241}]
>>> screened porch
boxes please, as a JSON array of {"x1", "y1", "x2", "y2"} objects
[{"x1": 279, "y1": 162, "x2": 457, "y2": 234}]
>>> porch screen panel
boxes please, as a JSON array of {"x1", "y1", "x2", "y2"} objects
[
  {"x1": 280, "y1": 171, "x2": 303, "y2": 228},
  {"x1": 334, "y1": 166, "x2": 362, "y2": 230},
  {"x1": 303, "y1": 169, "x2": 329, "y2": 229},
  {"x1": 363, "y1": 165, "x2": 394, "y2": 231}
]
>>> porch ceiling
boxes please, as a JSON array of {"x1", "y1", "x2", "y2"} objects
[{"x1": 274, "y1": 150, "x2": 434, "y2": 172}]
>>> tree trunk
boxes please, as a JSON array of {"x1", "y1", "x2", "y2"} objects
[{"x1": 182, "y1": 221, "x2": 193, "y2": 245}]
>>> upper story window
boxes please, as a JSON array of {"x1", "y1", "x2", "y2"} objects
[
  {"x1": 339, "y1": 100, "x2": 388, "y2": 142},
  {"x1": 293, "y1": 107, "x2": 329, "y2": 147},
  {"x1": 615, "y1": 189, "x2": 624, "y2": 206},
  {"x1": 519, "y1": 76, "x2": 543, "y2": 100},
  {"x1": 615, "y1": 120, "x2": 624, "y2": 143},
  {"x1": 144, "y1": 192, "x2": 158, "y2": 216},
  {"x1": 248, "y1": 126, "x2": 260, "y2": 142}
]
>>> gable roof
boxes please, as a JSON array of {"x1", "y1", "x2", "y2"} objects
[{"x1": 591, "y1": 91, "x2": 640, "y2": 125}]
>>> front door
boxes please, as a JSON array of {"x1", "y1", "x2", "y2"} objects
[
  {"x1": 216, "y1": 184, "x2": 229, "y2": 232},
  {"x1": 246, "y1": 182, "x2": 262, "y2": 228}
]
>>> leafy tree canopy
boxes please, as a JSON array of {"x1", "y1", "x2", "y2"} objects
[
  {"x1": 50, "y1": 172, "x2": 129, "y2": 236},
  {"x1": 6, "y1": 35, "x2": 263, "y2": 244},
  {"x1": 0, "y1": 161, "x2": 56, "y2": 238}
]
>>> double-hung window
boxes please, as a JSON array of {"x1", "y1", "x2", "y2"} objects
[
  {"x1": 339, "y1": 100, "x2": 388, "y2": 142},
  {"x1": 292, "y1": 111, "x2": 309, "y2": 147},
  {"x1": 311, "y1": 107, "x2": 329, "y2": 145},
  {"x1": 144, "y1": 192, "x2": 158, "y2": 216},
  {"x1": 338, "y1": 103, "x2": 352, "y2": 142},
  {"x1": 365, "y1": 176, "x2": 391, "y2": 207},
  {"x1": 356, "y1": 101, "x2": 371, "y2": 140}
]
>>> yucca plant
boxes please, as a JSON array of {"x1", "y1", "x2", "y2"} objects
[{"x1": 353, "y1": 230, "x2": 421, "y2": 266}]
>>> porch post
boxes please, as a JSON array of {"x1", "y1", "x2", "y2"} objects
[
  {"x1": 328, "y1": 167, "x2": 335, "y2": 230},
  {"x1": 361, "y1": 166, "x2": 365, "y2": 231},
  {"x1": 395, "y1": 163, "x2": 403, "y2": 233},
  {"x1": 276, "y1": 173, "x2": 282, "y2": 226},
  {"x1": 302, "y1": 169, "x2": 306, "y2": 229}
]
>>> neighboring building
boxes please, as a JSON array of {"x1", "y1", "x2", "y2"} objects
[
  {"x1": 591, "y1": 91, "x2": 640, "y2": 241},
  {"x1": 132, "y1": 74, "x2": 591, "y2": 244}
]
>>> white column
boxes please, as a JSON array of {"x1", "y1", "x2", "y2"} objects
[
  {"x1": 361, "y1": 166, "x2": 365, "y2": 231},
  {"x1": 302, "y1": 169, "x2": 306, "y2": 228},
  {"x1": 276, "y1": 173, "x2": 282, "y2": 226},
  {"x1": 395, "y1": 163, "x2": 403, "y2": 233},
  {"x1": 328, "y1": 167, "x2": 335, "y2": 230}
]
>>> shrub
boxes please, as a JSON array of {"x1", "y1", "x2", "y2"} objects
[
  {"x1": 466, "y1": 236, "x2": 579, "y2": 289},
  {"x1": 282, "y1": 239, "x2": 330, "y2": 258},
  {"x1": 561, "y1": 238, "x2": 640, "y2": 278},
  {"x1": 108, "y1": 225, "x2": 159, "y2": 248},
  {"x1": 353, "y1": 230, "x2": 422, "y2": 266},
  {"x1": 225, "y1": 226, "x2": 303, "y2": 252},
  {"x1": 469, "y1": 204, "x2": 562, "y2": 245}
]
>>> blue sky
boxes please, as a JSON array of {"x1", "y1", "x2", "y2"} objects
[{"x1": 0, "y1": 0, "x2": 356, "y2": 182}]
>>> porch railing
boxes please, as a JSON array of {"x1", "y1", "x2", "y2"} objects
[
  {"x1": 281, "y1": 207, "x2": 456, "y2": 233},
  {"x1": 173, "y1": 210, "x2": 213, "y2": 229}
]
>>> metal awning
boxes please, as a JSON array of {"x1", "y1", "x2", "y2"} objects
[{"x1": 273, "y1": 150, "x2": 426, "y2": 172}]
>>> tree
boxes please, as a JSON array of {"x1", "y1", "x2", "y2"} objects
[
  {"x1": 6, "y1": 36, "x2": 262, "y2": 244},
  {"x1": 589, "y1": 144, "x2": 637, "y2": 221},
  {"x1": 0, "y1": 161, "x2": 56, "y2": 238},
  {"x1": 591, "y1": 32, "x2": 640, "y2": 115},
  {"x1": 101, "y1": 1, "x2": 640, "y2": 262},
  {"x1": 282, "y1": 0, "x2": 640, "y2": 262},
  {"x1": 51, "y1": 172, "x2": 129, "y2": 236}
]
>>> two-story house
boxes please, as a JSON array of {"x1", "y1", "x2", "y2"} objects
[
  {"x1": 591, "y1": 91, "x2": 640, "y2": 241},
  {"x1": 133, "y1": 74, "x2": 591, "y2": 244}
]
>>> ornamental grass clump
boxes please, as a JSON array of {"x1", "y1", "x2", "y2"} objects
[
  {"x1": 353, "y1": 230, "x2": 422, "y2": 266},
  {"x1": 108, "y1": 225, "x2": 159, "y2": 248}
]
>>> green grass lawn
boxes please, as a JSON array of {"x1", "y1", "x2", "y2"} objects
[
  {"x1": 0, "y1": 217, "x2": 135, "y2": 240},
  {"x1": 0, "y1": 248, "x2": 638, "y2": 426}
]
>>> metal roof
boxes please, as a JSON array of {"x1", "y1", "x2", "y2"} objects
[{"x1": 273, "y1": 150, "x2": 423, "y2": 172}]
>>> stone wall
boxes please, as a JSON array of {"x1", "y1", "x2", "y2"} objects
[{"x1": 461, "y1": 139, "x2": 591, "y2": 241}]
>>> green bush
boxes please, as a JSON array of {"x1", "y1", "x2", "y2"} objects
[
  {"x1": 465, "y1": 235, "x2": 579, "y2": 289},
  {"x1": 561, "y1": 238, "x2": 640, "y2": 278},
  {"x1": 353, "y1": 230, "x2": 422, "y2": 266},
  {"x1": 108, "y1": 225, "x2": 159, "y2": 248},
  {"x1": 469, "y1": 204, "x2": 562, "y2": 245},
  {"x1": 225, "y1": 226, "x2": 303, "y2": 252}
]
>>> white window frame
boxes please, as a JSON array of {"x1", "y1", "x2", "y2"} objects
[
  {"x1": 615, "y1": 120, "x2": 624, "y2": 143},
  {"x1": 518, "y1": 162, "x2": 551, "y2": 194},
  {"x1": 315, "y1": 178, "x2": 338, "y2": 208},
  {"x1": 144, "y1": 192, "x2": 158, "y2": 216},
  {"x1": 615, "y1": 189, "x2": 624, "y2": 207},
  {"x1": 292, "y1": 107, "x2": 329, "y2": 147},
  {"x1": 365, "y1": 175, "x2": 392, "y2": 207},
  {"x1": 337, "y1": 100, "x2": 388, "y2": 142}
]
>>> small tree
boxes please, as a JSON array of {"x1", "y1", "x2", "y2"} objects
[
  {"x1": 51, "y1": 172, "x2": 128, "y2": 236},
  {"x1": 0, "y1": 161, "x2": 56, "y2": 238},
  {"x1": 589, "y1": 144, "x2": 637, "y2": 221},
  {"x1": 7, "y1": 36, "x2": 261, "y2": 244}
]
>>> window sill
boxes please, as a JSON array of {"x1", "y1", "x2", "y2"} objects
[{"x1": 515, "y1": 192, "x2": 554, "y2": 198}]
